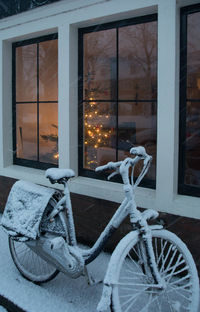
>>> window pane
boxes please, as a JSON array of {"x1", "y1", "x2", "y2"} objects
[
  {"x1": 16, "y1": 103, "x2": 37, "y2": 160},
  {"x1": 118, "y1": 21, "x2": 157, "y2": 100},
  {"x1": 83, "y1": 29, "x2": 117, "y2": 101},
  {"x1": 39, "y1": 39, "x2": 58, "y2": 101},
  {"x1": 16, "y1": 44, "x2": 37, "y2": 102},
  {"x1": 39, "y1": 103, "x2": 58, "y2": 164},
  {"x1": 118, "y1": 102, "x2": 157, "y2": 181},
  {"x1": 184, "y1": 101, "x2": 200, "y2": 186},
  {"x1": 187, "y1": 12, "x2": 200, "y2": 100},
  {"x1": 80, "y1": 17, "x2": 157, "y2": 186},
  {"x1": 83, "y1": 101, "x2": 116, "y2": 169}
]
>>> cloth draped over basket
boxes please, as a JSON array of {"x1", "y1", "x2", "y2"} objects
[{"x1": 1, "y1": 180, "x2": 55, "y2": 241}]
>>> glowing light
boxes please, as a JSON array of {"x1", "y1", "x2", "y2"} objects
[
  {"x1": 84, "y1": 89, "x2": 112, "y2": 169},
  {"x1": 53, "y1": 153, "x2": 59, "y2": 159}
]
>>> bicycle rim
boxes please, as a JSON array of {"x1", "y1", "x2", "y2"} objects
[
  {"x1": 9, "y1": 237, "x2": 59, "y2": 284},
  {"x1": 112, "y1": 229, "x2": 199, "y2": 312}
]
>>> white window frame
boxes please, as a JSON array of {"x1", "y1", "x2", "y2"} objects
[{"x1": 0, "y1": 0, "x2": 200, "y2": 219}]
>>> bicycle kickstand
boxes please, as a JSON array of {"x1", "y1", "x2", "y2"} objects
[{"x1": 84, "y1": 266, "x2": 102, "y2": 286}]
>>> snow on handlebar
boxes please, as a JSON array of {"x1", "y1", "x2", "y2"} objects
[
  {"x1": 95, "y1": 161, "x2": 122, "y2": 173},
  {"x1": 130, "y1": 146, "x2": 148, "y2": 157},
  {"x1": 95, "y1": 146, "x2": 152, "y2": 185}
]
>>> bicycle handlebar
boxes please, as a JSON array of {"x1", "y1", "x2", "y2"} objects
[
  {"x1": 95, "y1": 146, "x2": 152, "y2": 187},
  {"x1": 95, "y1": 160, "x2": 123, "y2": 173},
  {"x1": 130, "y1": 146, "x2": 148, "y2": 157}
]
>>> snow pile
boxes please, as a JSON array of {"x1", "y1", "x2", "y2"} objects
[{"x1": 1, "y1": 181, "x2": 55, "y2": 241}]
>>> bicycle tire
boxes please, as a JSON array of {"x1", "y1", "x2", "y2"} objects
[
  {"x1": 112, "y1": 229, "x2": 199, "y2": 312},
  {"x1": 9, "y1": 236, "x2": 59, "y2": 284},
  {"x1": 9, "y1": 198, "x2": 65, "y2": 284}
]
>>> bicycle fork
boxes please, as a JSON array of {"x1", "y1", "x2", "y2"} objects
[{"x1": 130, "y1": 212, "x2": 166, "y2": 290}]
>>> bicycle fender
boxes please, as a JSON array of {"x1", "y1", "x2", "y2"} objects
[{"x1": 97, "y1": 231, "x2": 139, "y2": 312}]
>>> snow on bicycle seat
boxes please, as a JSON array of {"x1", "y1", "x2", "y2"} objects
[{"x1": 45, "y1": 168, "x2": 75, "y2": 183}]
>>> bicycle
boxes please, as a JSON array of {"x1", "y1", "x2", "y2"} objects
[{"x1": 6, "y1": 146, "x2": 199, "y2": 311}]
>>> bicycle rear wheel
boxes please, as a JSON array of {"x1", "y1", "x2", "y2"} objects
[
  {"x1": 9, "y1": 198, "x2": 65, "y2": 284},
  {"x1": 9, "y1": 236, "x2": 59, "y2": 284},
  {"x1": 112, "y1": 229, "x2": 199, "y2": 312}
]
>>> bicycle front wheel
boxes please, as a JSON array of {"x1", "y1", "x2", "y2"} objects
[{"x1": 112, "y1": 229, "x2": 199, "y2": 312}]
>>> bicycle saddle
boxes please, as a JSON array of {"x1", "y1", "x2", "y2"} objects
[{"x1": 45, "y1": 168, "x2": 75, "y2": 184}]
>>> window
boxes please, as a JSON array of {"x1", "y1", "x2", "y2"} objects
[
  {"x1": 79, "y1": 15, "x2": 157, "y2": 187},
  {"x1": 179, "y1": 4, "x2": 200, "y2": 196},
  {"x1": 13, "y1": 34, "x2": 58, "y2": 169}
]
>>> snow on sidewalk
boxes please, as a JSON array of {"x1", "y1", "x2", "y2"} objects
[
  {"x1": 0, "y1": 216, "x2": 200, "y2": 312},
  {"x1": 0, "y1": 225, "x2": 110, "y2": 312}
]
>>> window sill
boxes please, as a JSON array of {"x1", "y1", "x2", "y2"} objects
[
  {"x1": 1, "y1": 165, "x2": 200, "y2": 219},
  {"x1": 70, "y1": 176, "x2": 156, "y2": 208},
  {"x1": 0, "y1": 164, "x2": 50, "y2": 187},
  {"x1": 0, "y1": 164, "x2": 156, "y2": 208}
]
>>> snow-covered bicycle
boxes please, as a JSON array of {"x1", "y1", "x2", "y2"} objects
[{"x1": 2, "y1": 146, "x2": 199, "y2": 311}]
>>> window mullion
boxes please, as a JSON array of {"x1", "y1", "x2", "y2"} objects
[
  {"x1": 37, "y1": 42, "x2": 40, "y2": 162},
  {"x1": 116, "y1": 27, "x2": 119, "y2": 161}
]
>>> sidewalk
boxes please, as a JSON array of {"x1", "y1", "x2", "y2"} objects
[{"x1": 0, "y1": 224, "x2": 110, "y2": 312}]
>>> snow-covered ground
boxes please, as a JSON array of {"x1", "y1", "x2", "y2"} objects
[
  {"x1": 0, "y1": 224, "x2": 111, "y2": 312},
  {"x1": 0, "y1": 216, "x2": 200, "y2": 312}
]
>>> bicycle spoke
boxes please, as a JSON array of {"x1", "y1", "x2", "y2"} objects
[
  {"x1": 121, "y1": 290, "x2": 145, "y2": 310},
  {"x1": 159, "y1": 243, "x2": 173, "y2": 273},
  {"x1": 10, "y1": 238, "x2": 58, "y2": 283},
  {"x1": 168, "y1": 285, "x2": 192, "y2": 302}
]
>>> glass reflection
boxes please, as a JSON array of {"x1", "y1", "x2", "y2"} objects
[
  {"x1": 15, "y1": 37, "x2": 58, "y2": 165},
  {"x1": 39, "y1": 103, "x2": 58, "y2": 165},
  {"x1": 187, "y1": 12, "x2": 200, "y2": 100},
  {"x1": 118, "y1": 102, "x2": 157, "y2": 181},
  {"x1": 185, "y1": 101, "x2": 200, "y2": 186},
  {"x1": 16, "y1": 104, "x2": 37, "y2": 160},
  {"x1": 16, "y1": 44, "x2": 37, "y2": 102},
  {"x1": 83, "y1": 102, "x2": 116, "y2": 169},
  {"x1": 83, "y1": 29, "x2": 116, "y2": 101},
  {"x1": 39, "y1": 40, "x2": 58, "y2": 101},
  {"x1": 119, "y1": 21, "x2": 157, "y2": 100}
]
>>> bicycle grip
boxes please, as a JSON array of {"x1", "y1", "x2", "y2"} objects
[
  {"x1": 95, "y1": 161, "x2": 115, "y2": 172},
  {"x1": 130, "y1": 146, "x2": 148, "y2": 157}
]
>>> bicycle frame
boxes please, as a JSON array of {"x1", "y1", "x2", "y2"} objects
[
  {"x1": 56, "y1": 182, "x2": 132, "y2": 264},
  {"x1": 59, "y1": 180, "x2": 163, "y2": 287},
  {"x1": 47, "y1": 150, "x2": 163, "y2": 285}
]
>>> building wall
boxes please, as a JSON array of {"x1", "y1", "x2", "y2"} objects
[
  {"x1": 0, "y1": 0, "x2": 200, "y2": 219},
  {"x1": 1, "y1": 174, "x2": 200, "y2": 275}
]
